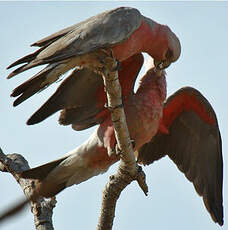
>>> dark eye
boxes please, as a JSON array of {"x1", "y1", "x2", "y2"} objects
[{"x1": 165, "y1": 48, "x2": 173, "y2": 59}]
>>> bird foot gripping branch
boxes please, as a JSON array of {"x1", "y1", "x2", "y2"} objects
[
  {"x1": 93, "y1": 47, "x2": 149, "y2": 180},
  {"x1": 96, "y1": 50, "x2": 149, "y2": 230}
]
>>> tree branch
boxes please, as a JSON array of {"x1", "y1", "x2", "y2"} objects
[
  {"x1": 96, "y1": 51, "x2": 148, "y2": 230},
  {"x1": 0, "y1": 148, "x2": 56, "y2": 230},
  {"x1": 0, "y1": 50, "x2": 148, "y2": 230}
]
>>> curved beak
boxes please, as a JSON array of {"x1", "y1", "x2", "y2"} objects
[{"x1": 154, "y1": 59, "x2": 171, "y2": 71}]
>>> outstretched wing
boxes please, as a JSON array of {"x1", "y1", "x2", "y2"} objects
[
  {"x1": 137, "y1": 87, "x2": 223, "y2": 226},
  {"x1": 7, "y1": 7, "x2": 142, "y2": 78},
  {"x1": 24, "y1": 53, "x2": 144, "y2": 129}
]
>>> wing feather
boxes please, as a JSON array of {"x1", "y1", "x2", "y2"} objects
[
  {"x1": 26, "y1": 67, "x2": 103, "y2": 125},
  {"x1": 26, "y1": 53, "x2": 143, "y2": 129},
  {"x1": 7, "y1": 7, "x2": 142, "y2": 77},
  {"x1": 137, "y1": 87, "x2": 223, "y2": 226}
]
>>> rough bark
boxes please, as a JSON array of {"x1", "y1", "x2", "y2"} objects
[
  {"x1": 96, "y1": 51, "x2": 148, "y2": 230},
  {"x1": 0, "y1": 148, "x2": 56, "y2": 230}
]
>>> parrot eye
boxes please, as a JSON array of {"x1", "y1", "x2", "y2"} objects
[{"x1": 165, "y1": 48, "x2": 173, "y2": 60}]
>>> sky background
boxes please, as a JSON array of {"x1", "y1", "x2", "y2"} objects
[{"x1": 0, "y1": 1, "x2": 227, "y2": 230}]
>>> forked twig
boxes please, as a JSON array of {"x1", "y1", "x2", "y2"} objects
[{"x1": 0, "y1": 149, "x2": 56, "y2": 230}]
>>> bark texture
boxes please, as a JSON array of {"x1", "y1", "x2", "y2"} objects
[
  {"x1": 0, "y1": 149, "x2": 56, "y2": 230},
  {"x1": 96, "y1": 51, "x2": 148, "y2": 230}
]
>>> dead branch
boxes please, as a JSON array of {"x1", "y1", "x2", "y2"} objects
[{"x1": 0, "y1": 148, "x2": 56, "y2": 230}]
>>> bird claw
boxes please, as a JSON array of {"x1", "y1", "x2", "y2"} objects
[
  {"x1": 105, "y1": 103, "x2": 123, "y2": 111},
  {"x1": 115, "y1": 144, "x2": 122, "y2": 155},
  {"x1": 106, "y1": 144, "x2": 122, "y2": 157},
  {"x1": 107, "y1": 146, "x2": 118, "y2": 157},
  {"x1": 111, "y1": 60, "x2": 120, "y2": 72},
  {"x1": 107, "y1": 140, "x2": 135, "y2": 157},
  {"x1": 107, "y1": 149, "x2": 115, "y2": 157},
  {"x1": 96, "y1": 48, "x2": 119, "y2": 72}
]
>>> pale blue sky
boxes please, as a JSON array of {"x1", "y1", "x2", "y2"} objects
[{"x1": 0, "y1": 1, "x2": 227, "y2": 230}]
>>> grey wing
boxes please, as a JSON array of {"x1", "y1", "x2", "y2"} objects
[
  {"x1": 25, "y1": 53, "x2": 144, "y2": 128},
  {"x1": 137, "y1": 87, "x2": 223, "y2": 226},
  {"x1": 7, "y1": 7, "x2": 142, "y2": 77},
  {"x1": 26, "y1": 67, "x2": 104, "y2": 128}
]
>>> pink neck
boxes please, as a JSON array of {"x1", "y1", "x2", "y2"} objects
[{"x1": 136, "y1": 68, "x2": 167, "y2": 105}]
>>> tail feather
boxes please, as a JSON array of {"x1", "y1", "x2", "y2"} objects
[
  {"x1": 0, "y1": 199, "x2": 30, "y2": 223},
  {"x1": 20, "y1": 157, "x2": 67, "y2": 181},
  {"x1": 7, "y1": 47, "x2": 46, "y2": 70},
  {"x1": 11, "y1": 66, "x2": 55, "y2": 106},
  {"x1": 25, "y1": 67, "x2": 104, "y2": 126},
  {"x1": 19, "y1": 156, "x2": 68, "y2": 198},
  {"x1": 7, "y1": 64, "x2": 29, "y2": 79},
  {"x1": 11, "y1": 63, "x2": 65, "y2": 107},
  {"x1": 18, "y1": 132, "x2": 112, "y2": 198},
  {"x1": 7, "y1": 61, "x2": 44, "y2": 79},
  {"x1": 26, "y1": 98, "x2": 61, "y2": 125},
  {"x1": 59, "y1": 107, "x2": 100, "y2": 127}
]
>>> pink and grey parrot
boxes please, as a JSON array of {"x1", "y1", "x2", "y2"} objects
[
  {"x1": 7, "y1": 6, "x2": 181, "y2": 111},
  {"x1": 6, "y1": 7, "x2": 223, "y2": 226}
]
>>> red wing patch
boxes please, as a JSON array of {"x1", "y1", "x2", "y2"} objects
[{"x1": 160, "y1": 89, "x2": 216, "y2": 132}]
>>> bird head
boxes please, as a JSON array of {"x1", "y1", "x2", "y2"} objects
[
  {"x1": 144, "y1": 56, "x2": 166, "y2": 77},
  {"x1": 154, "y1": 26, "x2": 181, "y2": 71}
]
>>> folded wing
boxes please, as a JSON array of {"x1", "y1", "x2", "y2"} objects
[{"x1": 7, "y1": 7, "x2": 142, "y2": 78}]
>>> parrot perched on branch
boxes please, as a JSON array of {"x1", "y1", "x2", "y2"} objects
[
  {"x1": 6, "y1": 7, "x2": 223, "y2": 226},
  {"x1": 7, "y1": 6, "x2": 181, "y2": 114},
  {"x1": 8, "y1": 55, "x2": 223, "y2": 225}
]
